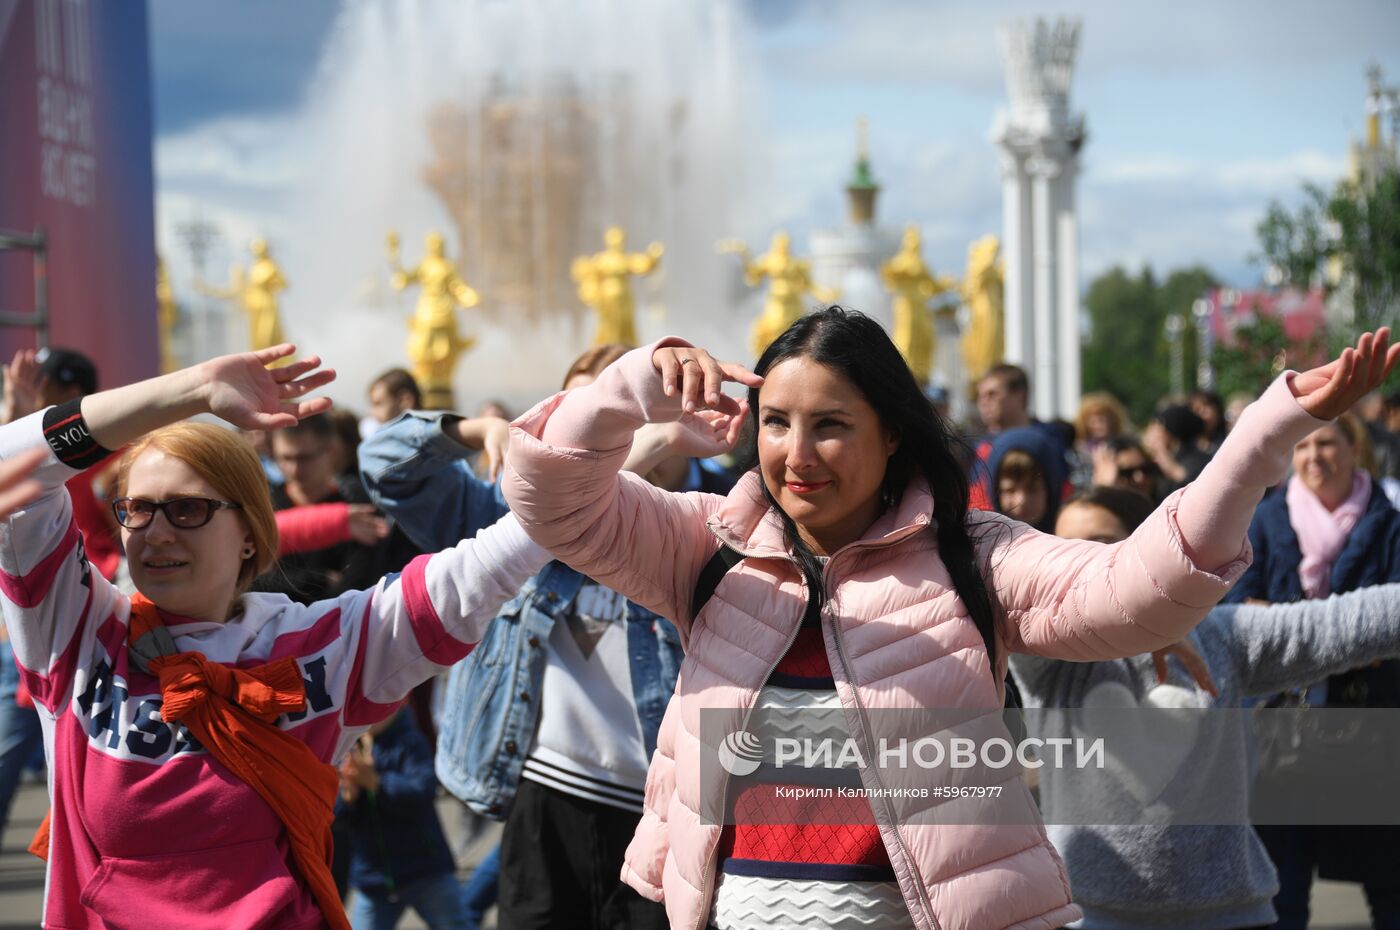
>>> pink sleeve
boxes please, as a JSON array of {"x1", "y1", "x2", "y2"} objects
[
  {"x1": 346, "y1": 513, "x2": 548, "y2": 714},
  {"x1": 275, "y1": 503, "x2": 352, "y2": 556},
  {"x1": 985, "y1": 372, "x2": 1325, "y2": 662},
  {"x1": 0, "y1": 411, "x2": 123, "y2": 715},
  {"x1": 503, "y1": 340, "x2": 724, "y2": 639},
  {"x1": 978, "y1": 495, "x2": 1248, "y2": 662},
  {"x1": 1173, "y1": 372, "x2": 1325, "y2": 569}
]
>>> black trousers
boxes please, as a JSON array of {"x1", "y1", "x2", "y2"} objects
[
  {"x1": 498, "y1": 778, "x2": 670, "y2": 930},
  {"x1": 1257, "y1": 824, "x2": 1400, "y2": 930}
]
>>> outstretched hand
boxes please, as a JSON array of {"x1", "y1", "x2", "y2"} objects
[
  {"x1": 1290, "y1": 328, "x2": 1400, "y2": 420},
  {"x1": 1150, "y1": 639, "x2": 1218, "y2": 697},
  {"x1": 346, "y1": 504, "x2": 390, "y2": 546},
  {"x1": 201, "y1": 344, "x2": 335, "y2": 430},
  {"x1": 482, "y1": 419, "x2": 510, "y2": 481},
  {"x1": 451, "y1": 416, "x2": 511, "y2": 481},
  {"x1": 651, "y1": 345, "x2": 763, "y2": 416},
  {"x1": 1, "y1": 349, "x2": 44, "y2": 424},
  {"x1": 1090, "y1": 444, "x2": 1118, "y2": 486}
]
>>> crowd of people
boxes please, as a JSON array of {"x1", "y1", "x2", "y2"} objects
[{"x1": 0, "y1": 308, "x2": 1397, "y2": 930}]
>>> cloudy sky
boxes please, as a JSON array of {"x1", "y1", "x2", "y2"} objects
[{"x1": 149, "y1": 0, "x2": 1400, "y2": 305}]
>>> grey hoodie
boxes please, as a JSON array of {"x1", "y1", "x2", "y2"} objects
[{"x1": 1010, "y1": 584, "x2": 1400, "y2": 930}]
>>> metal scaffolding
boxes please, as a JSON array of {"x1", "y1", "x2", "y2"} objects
[{"x1": 0, "y1": 227, "x2": 49, "y2": 349}]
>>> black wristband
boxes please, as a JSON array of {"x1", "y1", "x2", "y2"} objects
[{"x1": 42, "y1": 399, "x2": 111, "y2": 470}]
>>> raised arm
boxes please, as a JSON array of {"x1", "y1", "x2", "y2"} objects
[
  {"x1": 1, "y1": 349, "x2": 44, "y2": 424},
  {"x1": 1220, "y1": 585, "x2": 1400, "y2": 698},
  {"x1": 193, "y1": 272, "x2": 241, "y2": 302},
  {"x1": 274, "y1": 503, "x2": 392, "y2": 556},
  {"x1": 628, "y1": 243, "x2": 663, "y2": 276},
  {"x1": 503, "y1": 340, "x2": 753, "y2": 634},
  {"x1": 1177, "y1": 328, "x2": 1398, "y2": 570},
  {"x1": 0, "y1": 346, "x2": 334, "y2": 713},
  {"x1": 359, "y1": 411, "x2": 510, "y2": 552},
  {"x1": 991, "y1": 330, "x2": 1398, "y2": 663},
  {"x1": 79, "y1": 343, "x2": 333, "y2": 449},
  {"x1": 0, "y1": 413, "x2": 121, "y2": 715},
  {"x1": 447, "y1": 274, "x2": 480, "y2": 308},
  {"x1": 343, "y1": 512, "x2": 550, "y2": 713}
]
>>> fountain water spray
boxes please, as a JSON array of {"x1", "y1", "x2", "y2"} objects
[{"x1": 274, "y1": 0, "x2": 759, "y2": 411}]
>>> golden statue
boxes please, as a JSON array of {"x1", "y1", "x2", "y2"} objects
[
  {"x1": 960, "y1": 235, "x2": 1005, "y2": 384},
  {"x1": 720, "y1": 232, "x2": 839, "y2": 357},
  {"x1": 881, "y1": 226, "x2": 956, "y2": 385},
  {"x1": 156, "y1": 257, "x2": 178, "y2": 373},
  {"x1": 197, "y1": 238, "x2": 289, "y2": 367},
  {"x1": 571, "y1": 227, "x2": 663, "y2": 347},
  {"x1": 386, "y1": 230, "x2": 480, "y2": 409}
]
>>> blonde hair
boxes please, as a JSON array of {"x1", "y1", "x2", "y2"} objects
[
  {"x1": 1074, "y1": 392, "x2": 1129, "y2": 443},
  {"x1": 117, "y1": 422, "x2": 278, "y2": 594},
  {"x1": 1333, "y1": 411, "x2": 1378, "y2": 476}
]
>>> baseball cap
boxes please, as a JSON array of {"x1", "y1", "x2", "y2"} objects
[{"x1": 36, "y1": 347, "x2": 98, "y2": 395}]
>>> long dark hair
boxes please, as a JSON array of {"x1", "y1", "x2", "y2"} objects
[{"x1": 737, "y1": 306, "x2": 1000, "y2": 672}]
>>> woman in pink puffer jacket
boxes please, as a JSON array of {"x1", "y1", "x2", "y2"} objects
[{"x1": 502, "y1": 308, "x2": 1394, "y2": 930}]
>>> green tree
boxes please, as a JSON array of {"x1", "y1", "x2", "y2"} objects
[
  {"x1": 1159, "y1": 265, "x2": 1219, "y2": 388},
  {"x1": 1254, "y1": 185, "x2": 1329, "y2": 291},
  {"x1": 1255, "y1": 167, "x2": 1400, "y2": 336},
  {"x1": 1210, "y1": 315, "x2": 1302, "y2": 401},
  {"x1": 1081, "y1": 264, "x2": 1218, "y2": 425},
  {"x1": 1329, "y1": 170, "x2": 1400, "y2": 333}
]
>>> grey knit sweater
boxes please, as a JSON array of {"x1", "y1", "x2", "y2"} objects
[{"x1": 1010, "y1": 583, "x2": 1400, "y2": 930}]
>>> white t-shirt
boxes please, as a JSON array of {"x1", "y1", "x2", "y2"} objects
[{"x1": 521, "y1": 582, "x2": 649, "y2": 812}]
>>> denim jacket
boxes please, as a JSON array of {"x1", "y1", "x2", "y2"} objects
[{"x1": 359, "y1": 411, "x2": 685, "y2": 818}]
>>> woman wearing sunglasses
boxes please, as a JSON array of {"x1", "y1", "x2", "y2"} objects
[{"x1": 0, "y1": 344, "x2": 549, "y2": 930}]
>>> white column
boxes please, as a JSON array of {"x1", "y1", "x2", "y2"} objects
[
  {"x1": 999, "y1": 151, "x2": 1030, "y2": 367},
  {"x1": 1028, "y1": 154, "x2": 1059, "y2": 421},
  {"x1": 1018, "y1": 160, "x2": 1035, "y2": 371},
  {"x1": 995, "y1": 18, "x2": 1085, "y2": 419},
  {"x1": 1054, "y1": 158, "x2": 1081, "y2": 418},
  {"x1": 933, "y1": 306, "x2": 964, "y2": 412}
]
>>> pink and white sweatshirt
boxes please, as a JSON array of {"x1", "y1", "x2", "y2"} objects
[{"x1": 0, "y1": 410, "x2": 549, "y2": 930}]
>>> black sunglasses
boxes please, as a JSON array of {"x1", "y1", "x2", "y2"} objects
[
  {"x1": 1117, "y1": 464, "x2": 1160, "y2": 481},
  {"x1": 112, "y1": 497, "x2": 242, "y2": 530}
]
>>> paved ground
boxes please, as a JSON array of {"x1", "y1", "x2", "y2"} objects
[{"x1": 0, "y1": 780, "x2": 1376, "y2": 928}]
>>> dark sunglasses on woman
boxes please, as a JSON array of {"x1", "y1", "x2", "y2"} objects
[
  {"x1": 111, "y1": 497, "x2": 242, "y2": 530},
  {"x1": 1117, "y1": 463, "x2": 1160, "y2": 481}
]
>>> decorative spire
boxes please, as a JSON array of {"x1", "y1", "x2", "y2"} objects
[
  {"x1": 847, "y1": 116, "x2": 879, "y2": 225},
  {"x1": 998, "y1": 18, "x2": 1082, "y2": 139},
  {"x1": 1353, "y1": 64, "x2": 1398, "y2": 187},
  {"x1": 1366, "y1": 63, "x2": 1384, "y2": 150}
]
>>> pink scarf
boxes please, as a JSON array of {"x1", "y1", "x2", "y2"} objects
[{"x1": 1286, "y1": 469, "x2": 1372, "y2": 598}]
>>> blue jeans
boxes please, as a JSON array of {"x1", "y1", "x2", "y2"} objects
[
  {"x1": 0, "y1": 640, "x2": 44, "y2": 835},
  {"x1": 349, "y1": 872, "x2": 467, "y2": 930},
  {"x1": 461, "y1": 843, "x2": 500, "y2": 930}
]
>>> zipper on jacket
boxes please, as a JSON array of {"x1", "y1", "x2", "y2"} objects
[
  {"x1": 691, "y1": 568, "x2": 808, "y2": 930},
  {"x1": 822, "y1": 550, "x2": 941, "y2": 930}
]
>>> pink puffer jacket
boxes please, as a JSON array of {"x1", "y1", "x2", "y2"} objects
[{"x1": 503, "y1": 340, "x2": 1321, "y2": 930}]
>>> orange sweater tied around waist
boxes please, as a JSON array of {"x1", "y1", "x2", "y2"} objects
[{"x1": 33, "y1": 593, "x2": 349, "y2": 930}]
